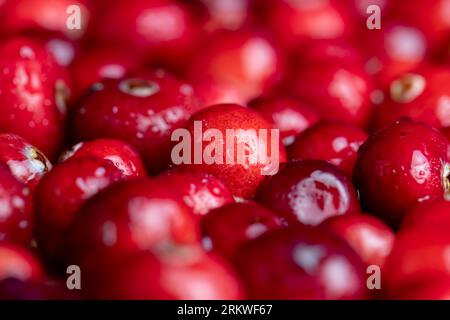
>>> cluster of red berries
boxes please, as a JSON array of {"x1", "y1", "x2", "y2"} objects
[{"x1": 0, "y1": 0, "x2": 449, "y2": 300}]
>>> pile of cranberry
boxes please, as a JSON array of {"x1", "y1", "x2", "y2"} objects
[{"x1": 0, "y1": 0, "x2": 450, "y2": 300}]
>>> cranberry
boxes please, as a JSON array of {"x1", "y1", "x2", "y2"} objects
[
  {"x1": 354, "y1": 118, "x2": 449, "y2": 227},
  {"x1": 234, "y1": 225, "x2": 367, "y2": 299},
  {"x1": 0, "y1": 244, "x2": 43, "y2": 282},
  {"x1": 0, "y1": 38, "x2": 70, "y2": 159},
  {"x1": 256, "y1": 0, "x2": 354, "y2": 51},
  {"x1": 91, "y1": 247, "x2": 244, "y2": 299},
  {"x1": 68, "y1": 179, "x2": 200, "y2": 275},
  {"x1": 69, "y1": 46, "x2": 142, "y2": 102},
  {"x1": 288, "y1": 122, "x2": 368, "y2": 176},
  {"x1": 289, "y1": 62, "x2": 374, "y2": 128},
  {"x1": 256, "y1": 160, "x2": 360, "y2": 226},
  {"x1": 179, "y1": 103, "x2": 287, "y2": 198},
  {"x1": 60, "y1": 139, "x2": 146, "y2": 178},
  {"x1": 192, "y1": 76, "x2": 247, "y2": 107},
  {"x1": 0, "y1": 278, "x2": 79, "y2": 300},
  {"x1": 91, "y1": 0, "x2": 200, "y2": 69},
  {"x1": 202, "y1": 201, "x2": 283, "y2": 259},
  {"x1": 34, "y1": 157, "x2": 130, "y2": 263},
  {"x1": 321, "y1": 214, "x2": 395, "y2": 267},
  {"x1": 0, "y1": 0, "x2": 91, "y2": 39},
  {"x1": 188, "y1": 31, "x2": 283, "y2": 102},
  {"x1": 0, "y1": 133, "x2": 51, "y2": 190},
  {"x1": 153, "y1": 169, "x2": 234, "y2": 216},
  {"x1": 70, "y1": 71, "x2": 200, "y2": 174},
  {"x1": 371, "y1": 68, "x2": 450, "y2": 131},
  {"x1": 249, "y1": 96, "x2": 320, "y2": 146},
  {"x1": 401, "y1": 200, "x2": 450, "y2": 231},
  {"x1": 0, "y1": 164, "x2": 33, "y2": 245}
]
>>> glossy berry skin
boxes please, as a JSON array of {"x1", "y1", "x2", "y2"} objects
[
  {"x1": 371, "y1": 68, "x2": 450, "y2": 131},
  {"x1": 288, "y1": 122, "x2": 368, "y2": 176},
  {"x1": 290, "y1": 63, "x2": 374, "y2": 128},
  {"x1": 34, "y1": 157, "x2": 130, "y2": 263},
  {"x1": 249, "y1": 97, "x2": 320, "y2": 146},
  {"x1": 179, "y1": 104, "x2": 287, "y2": 198},
  {"x1": 68, "y1": 179, "x2": 200, "y2": 275},
  {"x1": 321, "y1": 214, "x2": 395, "y2": 267},
  {"x1": 36, "y1": 35, "x2": 79, "y2": 68},
  {"x1": 70, "y1": 71, "x2": 200, "y2": 174},
  {"x1": 202, "y1": 201, "x2": 283, "y2": 259},
  {"x1": 0, "y1": 133, "x2": 51, "y2": 190},
  {"x1": 234, "y1": 225, "x2": 367, "y2": 300},
  {"x1": 0, "y1": 165, "x2": 33, "y2": 245},
  {"x1": 401, "y1": 200, "x2": 450, "y2": 231},
  {"x1": 188, "y1": 32, "x2": 283, "y2": 102},
  {"x1": 0, "y1": 38, "x2": 70, "y2": 159},
  {"x1": 91, "y1": 248, "x2": 244, "y2": 300},
  {"x1": 60, "y1": 139, "x2": 146, "y2": 178},
  {"x1": 153, "y1": 170, "x2": 234, "y2": 216},
  {"x1": 192, "y1": 76, "x2": 247, "y2": 107},
  {"x1": 197, "y1": 0, "x2": 252, "y2": 32},
  {"x1": 0, "y1": 244, "x2": 43, "y2": 282},
  {"x1": 354, "y1": 118, "x2": 449, "y2": 227},
  {"x1": 256, "y1": 160, "x2": 360, "y2": 226}
]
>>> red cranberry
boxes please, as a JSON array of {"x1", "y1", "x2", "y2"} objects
[
  {"x1": 256, "y1": 160, "x2": 360, "y2": 226},
  {"x1": 371, "y1": 68, "x2": 450, "y2": 131},
  {"x1": 91, "y1": 247, "x2": 244, "y2": 299},
  {"x1": 35, "y1": 157, "x2": 130, "y2": 263},
  {"x1": 354, "y1": 118, "x2": 449, "y2": 227},
  {"x1": 68, "y1": 179, "x2": 200, "y2": 274},
  {"x1": 288, "y1": 122, "x2": 368, "y2": 176},
  {"x1": 0, "y1": 0, "x2": 91, "y2": 39},
  {"x1": 0, "y1": 165, "x2": 33, "y2": 245},
  {"x1": 0, "y1": 38, "x2": 70, "y2": 159},
  {"x1": 401, "y1": 200, "x2": 450, "y2": 231},
  {"x1": 188, "y1": 32, "x2": 283, "y2": 102},
  {"x1": 154, "y1": 170, "x2": 234, "y2": 216},
  {"x1": 289, "y1": 62, "x2": 374, "y2": 128},
  {"x1": 60, "y1": 139, "x2": 146, "y2": 178},
  {"x1": 0, "y1": 133, "x2": 51, "y2": 190},
  {"x1": 70, "y1": 71, "x2": 200, "y2": 174},
  {"x1": 69, "y1": 46, "x2": 141, "y2": 102},
  {"x1": 234, "y1": 225, "x2": 367, "y2": 299},
  {"x1": 0, "y1": 278, "x2": 79, "y2": 300},
  {"x1": 178, "y1": 103, "x2": 287, "y2": 198},
  {"x1": 321, "y1": 214, "x2": 395, "y2": 267},
  {"x1": 0, "y1": 244, "x2": 43, "y2": 282},
  {"x1": 257, "y1": 0, "x2": 354, "y2": 50},
  {"x1": 202, "y1": 201, "x2": 283, "y2": 259},
  {"x1": 192, "y1": 76, "x2": 247, "y2": 107},
  {"x1": 249, "y1": 96, "x2": 320, "y2": 146}
]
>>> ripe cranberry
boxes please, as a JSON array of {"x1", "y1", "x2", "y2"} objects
[
  {"x1": 321, "y1": 214, "x2": 395, "y2": 267},
  {"x1": 289, "y1": 62, "x2": 374, "y2": 128},
  {"x1": 288, "y1": 122, "x2": 368, "y2": 176},
  {"x1": 179, "y1": 103, "x2": 287, "y2": 198},
  {"x1": 188, "y1": 32, "x2": 283, "y2": 102},
  {"x1": 0, "y1": 165, "x2": 33, "y2": 245},
  {"x1": 69, "y1": 46, "x2": 141, "y2": 102},
  {"x1": 91, "y1": 0, "x2": 200, "y2": 69},
  {"x1": 256, "y1": 160, "x2": 360, "y2": 226},
  {"x1": 60, "y1": 139, "x2": 146, "y2": 177},
  {"x1": 0, "y1": 38, "x2": 70, "y2": 159},
  {"x1": 234, "y1": 225, "x2": 367, "y2": 299},
  {"x1": 401, "y1": 200, "x2": 450, "y2": 231},
  {"x1": 202, "y1": 201, "x2": 283, "y2": 259},
  {"x1": 68, "y1": 179, "x2": 200, "y2": 274},
  {"x1": 0, "y1": 278, "x2": 79, "y2": 300},
  {"x1": 154, "y1": 170, "x2": 234, "y2": 216},
  {"x1": 91, "y1": 247, "x2": 244, "y2": 299},
  {"x1": 192, "y1": 76, "x2": 247, "y2": 107},
  {"x1": 256, "y1": 0, "x2": 354, "y2": 50},
  {"x1": 371, "y1": 68, "x2": 450, "y2": 131},
  {"x1": 354, "y1": 118, "x2": 449, "y2": 227},
  {"x1": 70, "y1": 71, "x2": 200, "y2": 174},
  {"x1": 249, "y1": 96, "x2": 320, "y2": 146},
  {"x1": 0, "y1": 133, "x2": 51, "y2": 190},
  {"x1": 0, "y1": 0, "x2": 91, "y2": 39},
  {"x1": 0, "y1": 244, "x2": 43, "y2": 282},
  {"x1": 35, "y1": 157, "x2": 130, "y2": 263}
]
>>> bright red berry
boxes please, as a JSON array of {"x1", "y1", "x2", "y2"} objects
[
  {"x1": 354, "y1": 118, "x2": 449, "y2": 227},
  {"x1": 256, "y1": 160, "x2": 360, "y2": 226},
  {"x1": 288, "y1": 122, "x2": 368, "y2": 176}
]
